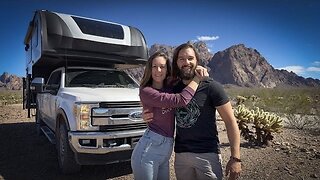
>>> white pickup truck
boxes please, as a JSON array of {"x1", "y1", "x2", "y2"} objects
[{"x1": 23, "y1": 10, "x2": 147, "y2": 173}]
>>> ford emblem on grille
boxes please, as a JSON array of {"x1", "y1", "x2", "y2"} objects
[{"x1": 129, "y1": 111, "x2": 142, "y2": 121}]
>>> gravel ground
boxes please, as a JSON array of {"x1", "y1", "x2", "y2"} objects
[{"x1": 0, "y1": 104, "x2": 319, "y2": 180}]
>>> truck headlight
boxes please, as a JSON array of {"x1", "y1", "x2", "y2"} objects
[{"x1": 74, "y1": 104, "x2": 91, "y2": 130}]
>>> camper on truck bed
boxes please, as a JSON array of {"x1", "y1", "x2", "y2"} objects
[{"x1": 23, "y1": 10, "x2": 148, "y2": 174}]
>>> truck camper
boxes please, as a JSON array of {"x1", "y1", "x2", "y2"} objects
[{"x1": 23, "y1": 10, "x2": 148, "y2": 173}]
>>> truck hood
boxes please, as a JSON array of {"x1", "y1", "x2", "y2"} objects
[{"x1": 60, "y1": 87, "x2": 140, "y2": 102}]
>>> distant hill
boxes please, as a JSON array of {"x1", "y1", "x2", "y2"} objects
[
  {"x1": 207, "y1": 44, "x2": 320, "y2": 87},
  {"x1": 2, "y1": 42, "x2": 319, "y2": 90},
  {"x1": 0, "y1": 72, "x2": 23, "y2": 90}
]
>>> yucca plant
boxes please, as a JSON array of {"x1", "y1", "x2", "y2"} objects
[{"x1": 234, "y1": 104, "x2": 283, "y2": 146}]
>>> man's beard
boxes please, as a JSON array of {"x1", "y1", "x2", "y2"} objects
[{"x1": 177, "y1": 64, "x2": 196, "y2": 80}]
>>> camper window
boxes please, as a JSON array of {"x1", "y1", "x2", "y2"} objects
[{"x1": 72, "y1": 16, "x2": 124, "y2": 39}]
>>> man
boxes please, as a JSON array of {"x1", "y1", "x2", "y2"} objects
[
  {"x1": 172, "y1": 43, "x2": 241, "y2": 180},
  {"x1": 143, "y1": 43, "x2": 241, "y2": 180}
]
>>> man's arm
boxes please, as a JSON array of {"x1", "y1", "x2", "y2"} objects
[{"x1": 216, "y1": 101, "x2": 241, "y2": 179}]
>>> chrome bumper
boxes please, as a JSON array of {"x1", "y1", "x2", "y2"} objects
[{"x1": 68, "y1": 129, "x2": 145, "y2": 154}]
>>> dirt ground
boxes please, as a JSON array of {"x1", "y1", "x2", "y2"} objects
[{"x1": 0, "y1": 104, "x2": 319, "y2": 180}]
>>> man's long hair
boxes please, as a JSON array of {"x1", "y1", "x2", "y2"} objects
[{"x1": 172, "y1": 43, "x2": 200, "y2": 80}]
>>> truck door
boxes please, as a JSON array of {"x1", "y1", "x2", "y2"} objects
[{"x1": 43, "y1": 70, "x2": 62, "y2": 130}]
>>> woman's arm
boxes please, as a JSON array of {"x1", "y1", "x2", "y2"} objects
[
  {"x1": 140, "y1": 65, "x2": 208, "y2": 108},
  {"x1": 139, "y1": 76, "x2": 200, "y2": 108}
]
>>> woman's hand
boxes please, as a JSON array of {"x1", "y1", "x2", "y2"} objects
[{"x1": 195, "y1": 65, "x2": 209, "y2": 80}]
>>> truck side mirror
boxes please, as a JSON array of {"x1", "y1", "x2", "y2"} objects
[{"x1": 31, "y1": 77, "x2": 45, "y2": 93}]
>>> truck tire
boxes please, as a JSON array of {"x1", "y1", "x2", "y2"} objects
[
  {"x1": 57, "y1": 122, "x2": 81, "y2": 174},
  {"x1": 35, "y1": 108, "x2": 44, "y2": 136}
]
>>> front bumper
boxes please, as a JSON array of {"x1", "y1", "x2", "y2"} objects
[{"x1": 68, "y1": 129, "x2": 145, "y2": 154}]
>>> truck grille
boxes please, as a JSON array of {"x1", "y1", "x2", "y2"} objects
[
  {"x1": 99, "y1": 101, "x2": 141, "y2": 108},
  {"x1": 99, "y1": 123, "x2": 147, "y2": 132},
  {"x1": 92, "y1": 101, "x2": 146, "y2": 131}
]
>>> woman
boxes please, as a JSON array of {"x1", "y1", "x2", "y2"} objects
[{"x1": 131, "y1": 52, "x2": 206, "y2": 180}]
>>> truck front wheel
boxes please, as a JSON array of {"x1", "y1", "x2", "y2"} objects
[{"x1": 57, "y1": 122, "x2": 81, "y2": 174}]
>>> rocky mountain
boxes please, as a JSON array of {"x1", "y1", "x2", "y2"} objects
[
  {"x1": 1, "y1": 42, "x2": 319, "y2": 89},
  {"x1": 148, "y1": 42, "x2": 320, "y2": 87},
  {"x1": 208, "y1": 44, "x2": 320, "y2": 88},
  {"x1": 0, "y1": 72, "x2": 23, "y2": 90}
]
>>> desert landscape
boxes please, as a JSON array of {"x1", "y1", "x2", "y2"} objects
[
  {"x1": 1, "y1": 1, "x2": 320, "y2": 179},
  {"x1": 0, "y1": 103, "x2": 319, "y2": 180}
]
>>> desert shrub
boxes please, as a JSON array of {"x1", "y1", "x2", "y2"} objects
[
  {"x1": 0, "y1": 90, "x2": 23, "y2": 105},
  {"x1": 281, "y1": 92, "x2": 319, "y2": 129},
  {"x1": 226, "y1": 87, "x2": 320, "y2": 130},
  {"x1": 225, "y1": 87, "x2": 320, "y2": 115},
  {"x1": 284, "y1": 113, "x2": 320, "y2": 130},
  {"x1": 234, "y1": 104, "x2": 283, "y2": 146}
]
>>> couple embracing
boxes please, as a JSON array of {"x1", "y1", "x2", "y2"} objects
[{"x1": 131, "y1": 43, "x2": 242, "y2": 180}]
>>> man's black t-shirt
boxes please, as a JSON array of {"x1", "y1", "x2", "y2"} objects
[{"x1": 173, "y1": 78, "x2": 229, "y2": 154}]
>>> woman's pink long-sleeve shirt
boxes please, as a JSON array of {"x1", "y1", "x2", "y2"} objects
[{"x1": 139, "y1": 86, "x2": 195, "y2": 137}]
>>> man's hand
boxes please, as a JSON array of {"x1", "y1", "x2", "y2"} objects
[
  {"x1": 195, "y1": 65, "x2": 209, "y2": 80},
  {"x1": 225, "y1": 159, "x2": 241, "y2": 180},
  {"x1": 142, "y1": 108, "x2": 153, "y2": 122}
]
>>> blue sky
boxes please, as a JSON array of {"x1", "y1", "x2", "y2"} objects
[{"x1": 0, "y1": 0, "x2": 319, "y2": 79}]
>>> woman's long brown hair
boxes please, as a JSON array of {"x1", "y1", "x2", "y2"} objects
[{"x1": 140, "y1": 52, "x2": 172, "y2": 87}]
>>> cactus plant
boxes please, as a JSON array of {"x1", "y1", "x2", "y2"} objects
[
  {"x1": 236, "y1": 95, "x2": 247, "y2": 105},
  {"x1": 234, "y1": 104, "x2": 283, "y2": 146}
]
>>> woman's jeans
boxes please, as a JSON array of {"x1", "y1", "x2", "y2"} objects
[{"x1": 131, "y1": 129, "x2": 174, "y2": 180}]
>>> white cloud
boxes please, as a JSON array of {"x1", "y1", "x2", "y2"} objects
[
  {"x1": 197, "y1": 35, "x2": 219, "y2": 41},
  {"x1": 278, "y1": 66, "x2": 305, "y2": 74},
  {"x1": 277, "y1": 65, "x2": 320, "y2": 79},
  {"x1": 307, "y1": 67, "x2": 320, "y2": 72}
]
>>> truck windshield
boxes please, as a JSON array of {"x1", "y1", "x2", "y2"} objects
[{"x1": 65, "y1": 69, "x2": 139, "y2": 88}]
